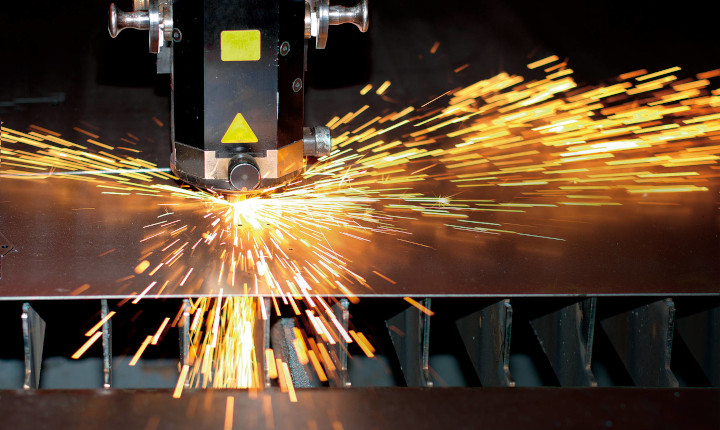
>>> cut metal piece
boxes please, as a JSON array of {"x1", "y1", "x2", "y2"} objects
[
  {"x1": 21, "y1": 303, "x2": 46, "y2": 390},
  {"x1": 387, "y1": 298, "x2": 433, "y2": 387},
  {"x1": 456, "y1": 299, "x2": 514, "y2": 387},
  {"x1": 530, "y1": 298, "x2": 597, "y2": 387},
  {"x1": 676, "y1": 303, "x2": 719, "y2": 387},
  {"x1": 601, "y1": 298, "x2": 678, "y2": 387},
  {"x1": 0, "y1": 232, "x2": 16, "y2": 280},
  {"x1": 101, "y1": 299, "x2": 112, "y2": 389}
]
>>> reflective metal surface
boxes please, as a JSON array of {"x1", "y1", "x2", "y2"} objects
[
  {"x1": 456, "y1": 299, "x2": 514, "y2": 387},
  {"x1": 530, "y1": 298, "x2": 597, "y2": 387},
  {"x1": 0, "y1": 388, "x2": 716, "y2": 430},
  {"x1": 601, "y1": 299, "x2": 679, "y2": 387},
  {"x1": 21, "y1": 303, "x2": 45, "y2": 390},
  {"x1": 1, "y1": 158, "x2": 719, "y2": 298},
  {"x1": 387, "y1": 299, "x2": 433, "y2": 387}
]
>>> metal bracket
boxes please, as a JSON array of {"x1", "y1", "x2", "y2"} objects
[
  {"x1": 0, "y1": 232, "x2": 17, "y2": 280},
  {"x1": 387, "y1": 298, "x2": 433, "y2": 387},
  {"x1": 156, "y1": 43, "x2": 172, "y2": 74},
  {"x1": 22, "y1": 303, "x2": 46, "y2": 389},
  {"x1": 456, "y1": 299, "x2": 514, "y2": 387},
  {"x1": 530, "y1": 298, "x2": 597, "y2": 387},
  {"x1": 601, "y1": 298, "x2": 678, "y2": 387}
]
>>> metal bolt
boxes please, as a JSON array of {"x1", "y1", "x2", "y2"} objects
[
  {"x1": 280, "y1": 41, "x2": 290, "y2": 56},
  {"x1": 292, "y1": 78, "x2": 303, "y2": 93},
  {"x1": 172, "y1": 28, "x2": 182, "y2": 42}
]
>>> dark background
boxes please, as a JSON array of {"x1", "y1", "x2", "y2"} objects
[{"x1": 2, "y1": 0, "x2": 719, "y2": 117}]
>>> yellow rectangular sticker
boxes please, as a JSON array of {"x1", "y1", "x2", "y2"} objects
[{"x1": 220, "y1": 30, "x2": 261, "y2": 62}]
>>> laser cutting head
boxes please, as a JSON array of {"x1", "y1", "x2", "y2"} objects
[{"x1": 108, "y1": 0, "x2": 368, "y2": 193}]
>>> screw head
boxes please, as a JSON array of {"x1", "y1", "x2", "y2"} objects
[
  {"x1": 280, "y1": 41, "x2": 290, "y2": 56},
  {"x1": 172, "y1": 28, "x2": 182, "y2": 42},
  {"x1": 292, "y1": 78, "x2": 303, "y2": 93}
]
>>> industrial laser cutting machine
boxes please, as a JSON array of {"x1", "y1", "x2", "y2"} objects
[
  {"x1": 109, "y1": 0, "x2": 368, "y2": 192},
  {"x1": 0, "y1": 0, "x2": 718, "y2": 428}
]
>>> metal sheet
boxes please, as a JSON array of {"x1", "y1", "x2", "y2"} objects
[
  {"x1": 0, "y1": 388, "x2": 716, "y2": 430},
  {"x1": 1, "y1": 172, "x2": 718, "y2": 298}
]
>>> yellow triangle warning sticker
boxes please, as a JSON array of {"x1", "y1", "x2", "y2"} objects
[{"x1": 221, "y1": 113, "x2": 258, "y2": 143}]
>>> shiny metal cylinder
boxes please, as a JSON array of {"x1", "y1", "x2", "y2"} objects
[
  {"x1": 108, "y1": 4, "x2": 150, "y2": 38},
  {"x1": 328, "y1": 2, "x2": 369, "y2": 32}
]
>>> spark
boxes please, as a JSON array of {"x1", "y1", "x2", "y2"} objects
[
  {"x1": 376, "y1": 81, "x2": 391, "y2": 95},
  {"x1": 129, "y1": 335, "x2": 153, "y2": 366},
  {"x1": 4, "y1": 59, "x2": 720, "y2": 398},
  {"x1": 173, "y1": 364, "x2": 190, "y2": 399},
  {"x1": 186, "y1": 297, "x2": 258, "y2": 389},
  {"x1": 224, "y1": 396, "x2": 235, "y2": 430},
  {"x1": 403, "y1": 297, "x2": 435, "y2": 316},
  {"x1": 85, "y1": 311, "x2": 116, "y2": 337},
  {"x1": 71, "y1": 332, "x2": 102, "y2": 359}
]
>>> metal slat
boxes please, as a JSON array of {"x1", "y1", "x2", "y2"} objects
[
  {"x1": 530, "y1": 298, "x2": 597, "y2": 387},
  {"x1": 179, "y1": 299, "x2": 191, "y2": 388},
  {"x1": 456, "y1": 299, "x2": 514, "y2": 387},
  {"x1": 271, "y1": 318, "x2": 319, "y2": 387},
  {"x1": 101, "y1": 299, "x2": 112, "y2": 389},
  {"x1": 601, "y1": 298, "x2": 678, "y2": 387},
  {"x1": 21, "y1": 303, "x2": 46, "y2": 390},
  {"x1": 387, "y1": 298, "x2": 433, "y2": 387},
  {"x1": 328, "y1": 298, "x2": 351, "y2": 387},
  {"x1": 255, "y1": 298, "x2": 271, "y2": 388}
]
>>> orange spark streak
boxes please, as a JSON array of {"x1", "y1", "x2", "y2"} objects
[
  {"x1": 129, "y1": 335, "x2": 154, "y2": 366},
  {"x1": 85, "y1": 311, "x2": 116, "y2": 337},
  {"x1": 173, "y1": 364, "x2": 190, "y2": 398},
  {"x1": 281, "y1": 362, "x2": 298, "y2": 402},
  {"x1": 266, "y1": 349, "x2": 278, "y2": 379},
  {"x1": 403, "y1": 297, "x2": 435, "y2": 316},
  {"x1": 224, "y1": 396, "x2": 235, "y2": 430},
  {"x1": 349, "y1": 330, "x2": 375, "y2": 358},
  {"x1": 151, "y1": 317, "x2": 171, "y2": 345},
  {"x1": 71, "y1": 332, "x2": 102, "y2": 359}
]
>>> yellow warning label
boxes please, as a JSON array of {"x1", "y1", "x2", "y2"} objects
[
  {"x1": 221, "y1": 113, "x2": 258, "y2": 143},
  {"x1": 220, "y1": 30, "x2": 261, "y2": 62}
]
